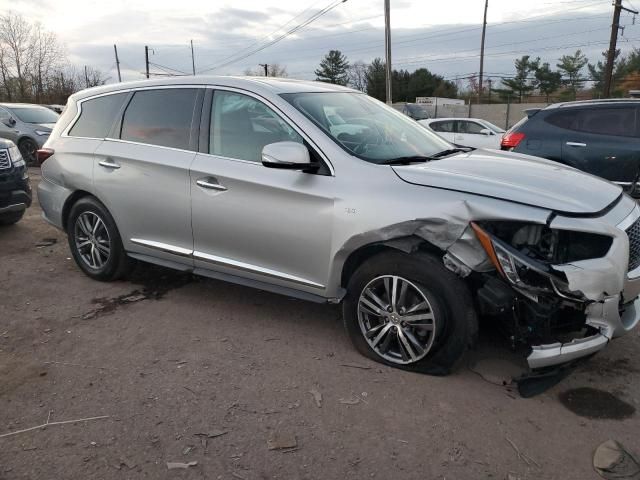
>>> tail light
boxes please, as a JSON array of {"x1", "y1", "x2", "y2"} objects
[
  {"x1": 36, "y1": 148, "x2": 54, "y2": 165},
  {"x1": 500, "y1": 132, "x2": 525, "y2": 150}
]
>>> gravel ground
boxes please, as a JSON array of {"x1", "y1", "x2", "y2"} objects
[{"x1": 1, "y1": 169, "x2": 639, "y2": 479}]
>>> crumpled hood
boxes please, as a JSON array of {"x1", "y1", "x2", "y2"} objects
[{"x1": 392, "y1": 149, "x2": 623, "y2": 214}]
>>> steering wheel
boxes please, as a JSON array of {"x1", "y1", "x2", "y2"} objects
[{"x1": 354, "y1": 130, "x2": 381, "y2": 155}]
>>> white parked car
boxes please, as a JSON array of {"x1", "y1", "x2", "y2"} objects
[{"x1": 419, "y1": 118, "x2": 505, "y2": 149}]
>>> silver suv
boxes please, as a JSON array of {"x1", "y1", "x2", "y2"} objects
[{"x1": 38, "y1": 77, "x2": 640, "y2": 374}]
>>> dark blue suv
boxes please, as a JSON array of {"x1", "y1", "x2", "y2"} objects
[{"x1": 501, "y1": 99, "x2": 640, "y2": 196}]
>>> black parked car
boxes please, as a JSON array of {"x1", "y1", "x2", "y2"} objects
[
  {"x1": 0, "y1": 138, "x2": 31, "y2": 225},
  {"x1": 501, "y1": 99, "x2": 640, "y2": 196}
]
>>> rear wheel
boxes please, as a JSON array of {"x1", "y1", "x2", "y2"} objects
[
  {"x1": 0, "y1": 210, "x2": 25, "y2": 225},
  {"x1": 343, "y1": 251, "x2": 477, "y2": 375},
  {"x1": 67, "y1": 197, "x2": 131, "y2": 281}
]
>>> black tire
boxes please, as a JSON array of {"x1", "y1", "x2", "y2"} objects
[
  {"x1": 18, "y1": 138, "x2": 38, "y2": 166},
  {"x1": 67, "y1": 196, "x2": 131, "y2": 281},
  {"x1": 0, "y1": 210, "x2": 25, "y2": 225},
  {"x1": 342, "y1": 251, "x2": 478, "y2": 375}
]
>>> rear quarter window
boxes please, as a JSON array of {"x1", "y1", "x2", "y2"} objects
[
  {"x1": 69, "y1": 93, "x2": 128, "y2": 138},
  {"x1": 120, "y1": 89, "x2": 197, "y2": 150},
  {"x1": 544, "y1": 110, "x2": 577, "y2": 130}
]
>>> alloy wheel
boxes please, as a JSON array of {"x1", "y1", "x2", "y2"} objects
[
  {"x1": 74, "y1": 212, "x2": 111, "y2": 269},
  {"x1": 357, "y1": 275, "x2": 437, "y2": 365}
]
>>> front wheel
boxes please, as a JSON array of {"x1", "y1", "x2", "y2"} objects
[
  {"x1": 342, "y1": 251, "x2": 478, "y2": 375},
  {"x1": 67, "y1": 197, "x2": 131, "y2": 281}
]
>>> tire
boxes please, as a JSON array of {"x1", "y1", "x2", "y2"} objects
[
  {"x1": 0, "y1": 210, "x2": 25, "y2": 225},
  {"x1": 67, "y1": 196, "x2": 131, "y2": 281},
  {"x1": 18, "y1": 138, "x2": 38, "y2": 167},
  {"x1": 342, "y1": 251, "x2": 478, "y2": 375}
]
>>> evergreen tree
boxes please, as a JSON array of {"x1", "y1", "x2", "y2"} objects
[
  {"x1": 365, "y1": 58, "x2": 386, "y2": 100},
  {"x1": 534, "y1": 62, "x2": 562, "y2": 102},
  {"x1": 557, "y1": 50, "x2": 588, "y2": 100},
  {"x1": 501, "y1": 55, "x2": 540, "y2": 102},
  {"x1": 315, "y1": 50, "x2": 349, "y2": 85}
]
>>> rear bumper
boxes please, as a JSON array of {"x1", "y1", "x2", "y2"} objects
[{"x1": 0, "y1": 173, "x2": 31, "y2": 215}]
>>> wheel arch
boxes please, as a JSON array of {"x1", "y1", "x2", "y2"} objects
[
  {"x1": 61, "y1": 190, "x2": 95, "y2": 230},
  {"x1": 340, "y1": 236, "x2": 444, "y2": 289}
]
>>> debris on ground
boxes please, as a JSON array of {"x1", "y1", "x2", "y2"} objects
[
  {"x1": 505, "y1": 436, "x2": 540, "y2": 468},
  {"x1": 35, "y1": 238, "x2": 57, "y2": 248},
  {"x1": 339, "y1": 396, "x2": 360, "y2": 405},
  {"x1": 340, "y1": 363, "x2": 372, "y2": 370},
  {"x1": 0, "y1": 412, "x2": 110, "y2": 439},
  {"x1": 194, "y1": 429, "x2": 228, "y2": 439},
  {"x1": 116, "y1": 457, "x2": 137, "y2": 470},
  {"x1": 182, "y1": 445, "x2": 194, "y2": 455},
  {"x1": 267, "y1": 432, "x2": 298, "y2": 451},
  {"x1": 166, "y1": 461, "x2": 198, "y2": 470},
  {"x1": 309, "y1": 387, "x2": 322, "y2": 408},
  {"x1": 593, "y1": 439, "x2": 640, "y2": 479}
]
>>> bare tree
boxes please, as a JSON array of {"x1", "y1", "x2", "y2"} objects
[
  {"x1": 83, "y1": 66, "x2": 109, "y2": 88},
  {"x1": 0, "y1": 12, "x2": 33, "y2": 99},
  {"x1": 347, "y1": 60, "x2": 368, "y2": 92},
  {"x1": 30, "y1": 22, "x2": 63, "y2": 102}
]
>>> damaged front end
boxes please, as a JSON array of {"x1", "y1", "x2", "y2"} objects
[{"x1": 467, "y1": 210, "x2": 640, "y2": 369}]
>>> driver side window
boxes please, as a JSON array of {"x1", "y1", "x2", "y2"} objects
[{"x1": 210, "y1": 91, "x2": 303, "y2": 162}]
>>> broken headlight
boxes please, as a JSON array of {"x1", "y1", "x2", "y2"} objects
[{"x1": 471, "y1": 221, "x2": 612, "y2": 301}]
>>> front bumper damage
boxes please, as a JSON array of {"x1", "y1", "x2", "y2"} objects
[{"x1": 335, "y1": 194, "x2": 640, "y2": 371}]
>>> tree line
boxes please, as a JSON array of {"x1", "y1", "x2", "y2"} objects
[
  {"x1": 314, "y1": 49, "x2": 457, "y2": 102},
  {"x1": 476, "y1": 48, "x2": 640, "y2": 103},
  {"x1": 0, "y1": 12, "x2": 108, "y2": 105}
]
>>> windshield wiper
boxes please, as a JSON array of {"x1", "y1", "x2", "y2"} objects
[
  {"x1": 377, "y1": 155, "x2": 434, "y2": 165},
  {"x1": 429, "y1": 147, "x2": 475, "y2": 159}
]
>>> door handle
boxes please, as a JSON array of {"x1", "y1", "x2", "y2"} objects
[
  {"x1": 566, "y1": 141, "x2": 587, "y2": 147},
  {"x1": 98, "y1": 159, "x2": 121, "y2": 169},
  {"x1": 196, "y1": 177, "x2": 227, "y2": 191}
]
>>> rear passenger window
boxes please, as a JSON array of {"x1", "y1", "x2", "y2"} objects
[
  {"x1": 69, "y1": 93, "x2": 127, "y2": 138},
  {"x1": 430, "y1": 121, "x2": 454, "y2": 133},
  {"x1": 210, "y1": 90, "x2": 303, "y2": 162},
  {"x1": 120, "y1": 89, "x2": 197, "y2": 150},
  {"x1": 545, "y1": 110, "x2": 578, "y2": 130},
  {"x1": 576, "y1": 108, "x2": 636, "y2": 137}
]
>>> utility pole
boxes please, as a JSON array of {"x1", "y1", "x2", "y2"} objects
[
  {"x1": 190, "y1": 40, "x2": 196, "y2": 75},
  {"x1": 259, "y1": 63, "x2": 269, "y2": 76},
  {"x1": 84, "y1": 65, "x2": 89, "y2": 87},
  {"x1": 603, "y1": 0, "x2": 637, "y2": 97},
  {"x1": 114, "y1": 44, "x2": 122, "y2": 82},
  {"x1": 478, "y1": 0, "x2": 488, "y2": 104},
  {"x1": 145, "y1": 46, "x2": 150, "y2": 79},
  {"x1": 384, "y1": 0, "x2": 392, "y2": 104}
]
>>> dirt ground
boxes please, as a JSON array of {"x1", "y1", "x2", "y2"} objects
[{"x1": 1, "y1": 169, "x2": 639, "y2": 480}]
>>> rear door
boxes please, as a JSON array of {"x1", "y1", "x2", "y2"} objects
[
  {"x1": 93, "y1": 87, "x2": 203, "y2": 265},
  {"x1": 560, "y1": 106, "x2": 640, "y2": 187},
  {"x1": 189, "y1": 88, "x2": 335, "y2": 294},
  {"x1": 455, "y1": 120, "x2": 498, "y2": 148}
]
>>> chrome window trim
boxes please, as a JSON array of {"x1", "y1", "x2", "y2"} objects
[
  {"x1": 63, "y1": 85, "x2": 205, "y2": 140},
  {"x1": 205, "y1": 85, "x2": 335, "y2": 176},
  {"x1": 193, "y1": 250, "x2": 324, "y2": 289},
  {"x1": 103, "y1": 137, "x2": 197, "y2": 155}
]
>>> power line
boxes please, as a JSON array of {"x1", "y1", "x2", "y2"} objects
[{"x1": 198, "y1": 0, "x2": 348, "y2": 73}]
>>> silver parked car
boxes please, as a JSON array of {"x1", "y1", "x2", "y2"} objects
[
  {"x1": 0, "y1": 103, "x2": 59, "y2": 165},
  {"x1": 37, "y1": 77, "x2": 640, "y2": 375}
]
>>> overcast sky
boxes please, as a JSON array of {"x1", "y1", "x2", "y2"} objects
[{"x1": 2, "y1": 0, "x2": 638, "y2": 86}]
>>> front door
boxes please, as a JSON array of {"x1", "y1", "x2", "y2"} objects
[
  {"x1": 190, "y1": 89, "x2": 334, "y2": 294},
  {"x1": 93, "y1": 87, "x2": 202, "y2": 264}
]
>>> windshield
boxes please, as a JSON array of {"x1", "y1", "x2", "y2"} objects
[
  {"x1": 281, "y1": 92, "x2": 452, "y2": 164},
  {"x1": 481, "y1": 120, "x2": 506, "y2": 134},
  {"x1": 9, "y1": 106, "x2": 59, "y2": 124}
]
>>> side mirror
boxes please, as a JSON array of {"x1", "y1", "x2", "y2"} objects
[
  {"x1": 262, "y1": 141, "x2": 317, "y2": 171},
  {"x1": 0, "y1": 115, "x2": 15, "y2": 127},
  {"x1": 480, "y1": 128, "x2": 492, "y2": 136}
]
